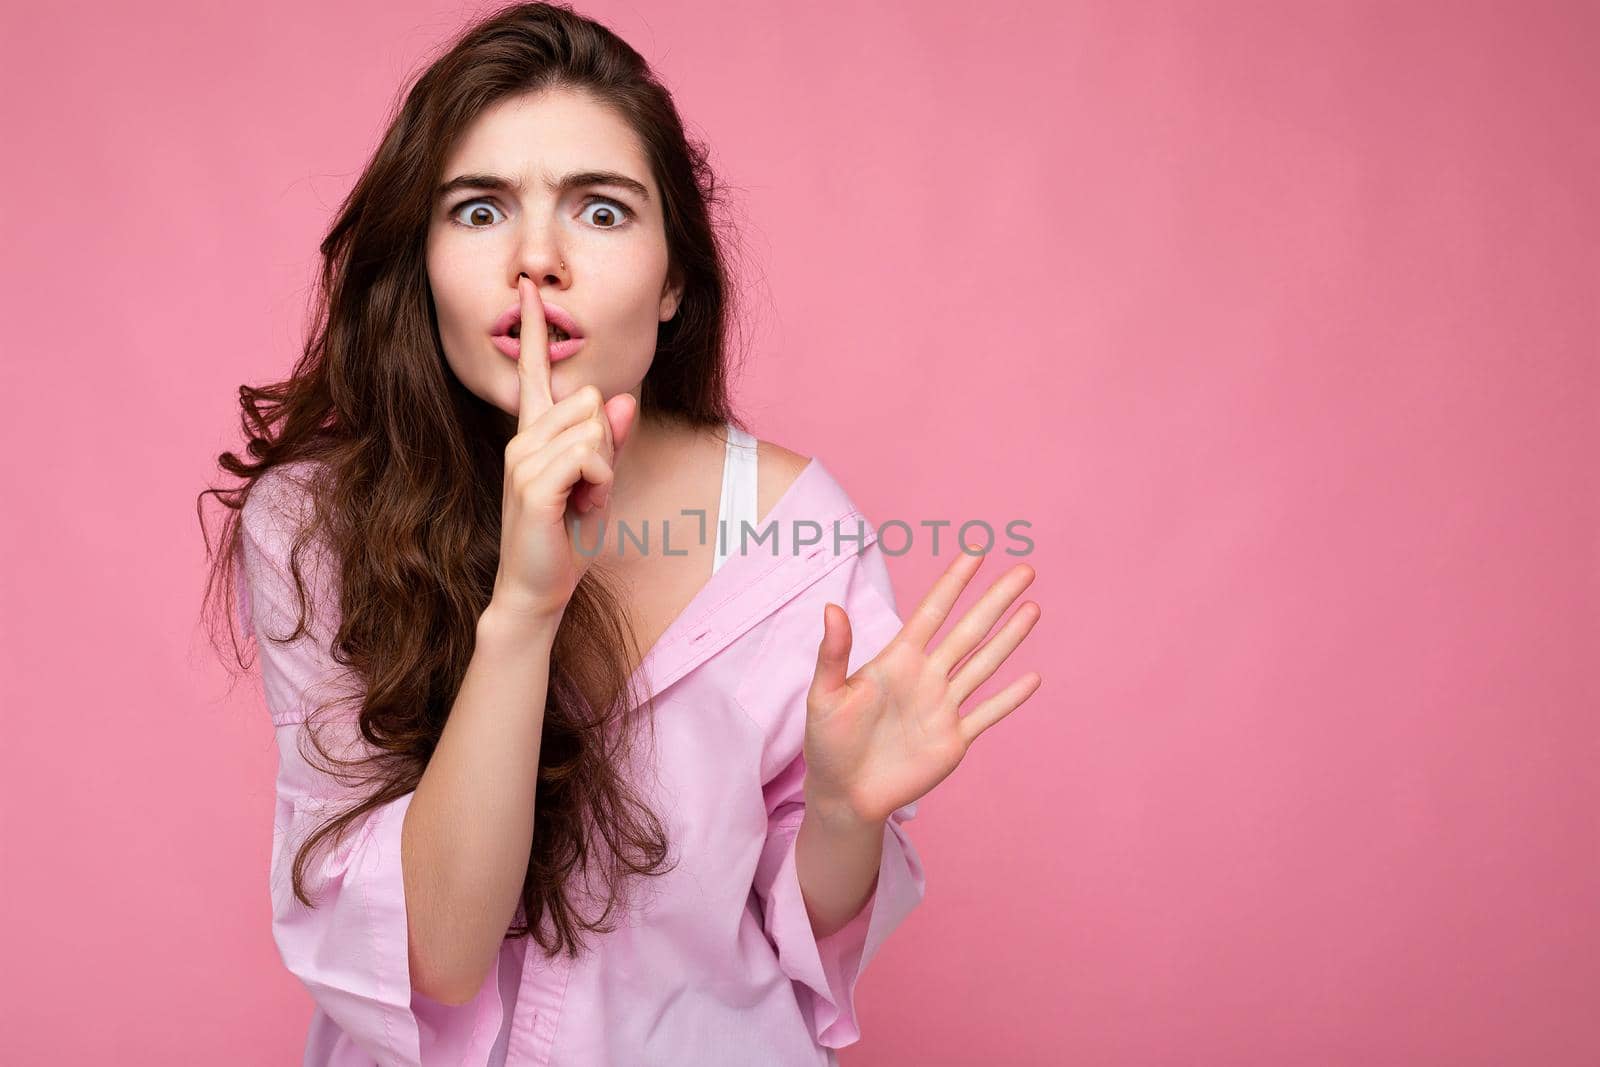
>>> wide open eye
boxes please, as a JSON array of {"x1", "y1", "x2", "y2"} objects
[
  {"x1": 580, "y1": 198, "x2": 633, "y2": 229},
  {"x1": 450, "y1": 199, "x2": 506, "y2": 229}
]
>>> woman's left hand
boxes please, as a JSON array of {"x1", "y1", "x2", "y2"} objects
[{"x1": 802, "y1": 548, "x2": 1042, "y2": 825}]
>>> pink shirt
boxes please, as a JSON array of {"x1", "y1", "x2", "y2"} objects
[{"x1": 237, "y1": 454, "x2": 926, "y2": 1066}]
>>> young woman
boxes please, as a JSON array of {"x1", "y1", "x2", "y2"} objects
[{"x1": 203, "y1": 4, "x2": 1041, "y2": 1064}]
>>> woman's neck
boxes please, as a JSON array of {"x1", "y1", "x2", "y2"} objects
[{"x1": 607, "y1": 404, "x2": 703, "y2": 518}]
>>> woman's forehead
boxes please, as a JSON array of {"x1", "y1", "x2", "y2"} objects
[{"x1": 443, "y1": 90, "x2": 651, "y2": 187}]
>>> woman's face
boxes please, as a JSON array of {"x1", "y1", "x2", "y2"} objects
[{"x1": 425, "y1": 88, "x2": 681, "y2": 416}]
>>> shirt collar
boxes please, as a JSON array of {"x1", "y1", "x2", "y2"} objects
[{"x1": 629, "y1": 458, "x2": 878, "y2": 705}]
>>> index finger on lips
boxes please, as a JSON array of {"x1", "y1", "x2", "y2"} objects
[{"x1": 517, "y1": 275, "x2": 554, "y2": 434}]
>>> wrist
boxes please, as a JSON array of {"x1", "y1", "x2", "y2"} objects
[
  {"x1": 478, "y1": 598, "x2": 563, "y2": 646},
  {"x1": 804, "y1": 785, "x2": 883, "y2": 831}
]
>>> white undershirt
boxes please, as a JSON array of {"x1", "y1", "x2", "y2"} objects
[{"x1": 712, "y1": 423, "x2": 758, "y2": 575}]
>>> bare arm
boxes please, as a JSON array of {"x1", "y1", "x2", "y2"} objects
[
  {"x1": 401, "y1": 603, "x2": 560, "y2": 1006},
  {"x1": 403, "y1": 276, "x2": 638, "y2": 1006}
]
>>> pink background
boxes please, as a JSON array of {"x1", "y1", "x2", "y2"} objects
[{"x1": 3, "y1": 1, "x2": 1595, "y2": 1062}]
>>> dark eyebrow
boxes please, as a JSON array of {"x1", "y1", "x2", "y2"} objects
[{"x1": 434, "y1": 170, "x2": 651, "y2": 205}]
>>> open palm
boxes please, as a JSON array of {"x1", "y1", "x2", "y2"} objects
[{"x1": 802, "y1": 548, "x2": 1043, "y2": 825}]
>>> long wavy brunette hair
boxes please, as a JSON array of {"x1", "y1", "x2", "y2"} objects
[{"x1": 197, "y1": 1, "x2": 757, "y2": 962}]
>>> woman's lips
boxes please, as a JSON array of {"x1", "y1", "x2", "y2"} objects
[
  {"x1": 491, "y1": 333, "x2": 584, "y2": 362},
  {"x1": 491, "y1": 300, "x2": 583, "y2": 340}
]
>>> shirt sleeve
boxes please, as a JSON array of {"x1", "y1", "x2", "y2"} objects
[
  {"x1": 238, "y1": 469, "x2": 506, "y2": 1066},
  {"x1": 747, "y1": 538, "x2": 929, "y2": 1049}
]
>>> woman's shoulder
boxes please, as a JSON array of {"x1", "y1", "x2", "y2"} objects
[
  {"x1": 753, "y1": 437, "x2": 812, "y2": 526},
  {"x1": 241, "y1": 460, "x2": 319, "y2": 538}
]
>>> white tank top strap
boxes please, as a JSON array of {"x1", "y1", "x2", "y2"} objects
[{"x1": 713, "y1": 422, "x2": 759, "y2": 575}]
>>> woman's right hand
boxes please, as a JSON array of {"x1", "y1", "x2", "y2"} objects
[{"x1": 490, "y1": 274, "x2": 638, "y2": 624}]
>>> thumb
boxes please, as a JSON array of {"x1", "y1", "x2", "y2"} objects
[
  {"x1": 810, "y1": 602, "x2": 852, "y2": 699},
  {"x1": 591, "y1": 394, "x2": 637, "y2": 512},
  {"x1": 605, "y1": 393, "x2": 638, "y2": 460}
]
